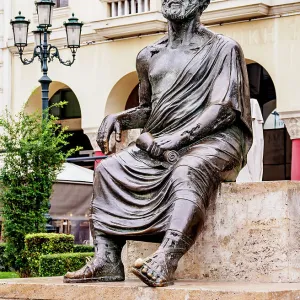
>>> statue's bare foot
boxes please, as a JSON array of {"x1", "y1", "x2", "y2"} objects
[
  {"x1": 131, "y1": 231, "x2": 193, "y2": 287},
  {"x1": 131, "y1": 249, "x2": 180, "y2": 287},
  {"x1": 64, "y1": 256, "x2": 124, "y2": 283}
]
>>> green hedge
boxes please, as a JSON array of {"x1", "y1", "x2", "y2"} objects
[
  {"x1": 39, "y1": 252, "x2": 94, "y2": 277},
  {"x1": 25, "y1": 233, "x2": 74, "y2": 277},
  {"x1": 73, "y1": 245, "x2": 94, "y2": 253},
  {"x1": 0, "y1": 243, "x2": 9, "y2": 271}
]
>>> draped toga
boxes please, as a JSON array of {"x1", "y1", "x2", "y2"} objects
[{"x1": 91, "y1": 33, "x2": 252, "y2": 240}]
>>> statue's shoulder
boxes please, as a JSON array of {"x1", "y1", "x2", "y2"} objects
[
  {"x1": 214, "y1": 33, "x2": 243, "y2": 54},
  {"x1": 137, "y1": 35, "x2": 168, "y2": 63},
  {"x1": 137, "y1": 46, "x2": 152, "y2": 65},
  {"x1": 195, "y1": 26, "x2": 242, "y2": 53}
]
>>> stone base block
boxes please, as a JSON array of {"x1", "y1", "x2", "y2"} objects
[
  {"x1": 1, "y1": 278, "x2": 300, "y2": 300},
  {"x1": 123, "y1": 181, "x2": 300, "y2": 283}
]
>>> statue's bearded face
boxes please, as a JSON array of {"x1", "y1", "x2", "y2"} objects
[{"x1": 162, "y1": 0, "x2": 200, "y2": 21}]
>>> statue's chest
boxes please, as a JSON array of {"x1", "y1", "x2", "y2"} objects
[{"x1": 149, "y1": 48, "x2": 196, "y2": 87}]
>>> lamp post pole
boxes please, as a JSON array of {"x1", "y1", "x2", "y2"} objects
[
  {"x1": 40, "y1": 30, "x2": 52, "y2": 120},
  {"x1": 10, "y1": 0, "x2": 83, "y2": 231}
]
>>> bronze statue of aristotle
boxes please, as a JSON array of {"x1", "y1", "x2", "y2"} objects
[{"x1": 64, "y1": 0, "x2": 252, "y2": 287}]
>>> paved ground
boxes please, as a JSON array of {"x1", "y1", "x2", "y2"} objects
[{"x1": 0, "y1": 277, "x2": 300, "y2": 299}]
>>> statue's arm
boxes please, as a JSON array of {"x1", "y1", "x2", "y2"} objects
[
  {"x1": 177, "y1": 104, "x2": 236, "y2": 145},
  {"x1": 151, "y1": 104, "x2": 236, "y2": 156},
  {"x1": 97, "y1": 48, "x2": 152, "y2": 154},
  {"x1": 115, "y1": 48, "x2": 152, "y2": 130}
]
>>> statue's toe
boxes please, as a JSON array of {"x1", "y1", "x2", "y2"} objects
[
  {"x1": 156, "y1": 277, "x2": 164, "y2": 286},
  {"x1": 64, "y1": 271, "x2": 73, "y2": 279},
  {"x1": 131, "y1": 253, "x2": 174, "y2": 287},
  {"x1": 147, "y1": 270, "x2": 153, "y2": 278},
  {"x1": 64, "y1": 269, "x2": 86, "y2": 280},
  {"x1": 134, "y1": 258, "x2": 144, "y2": 268}
]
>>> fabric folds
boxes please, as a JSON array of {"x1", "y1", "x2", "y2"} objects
[{"x1": 91, "y1": 32, "x2": 252, "y2": 240}]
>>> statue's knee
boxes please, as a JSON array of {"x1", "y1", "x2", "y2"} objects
[
  {"x1": 171, "y1": 165, "x2": 191, "y2": 182},
  {"x1": 95, "y1": 156, "x2": 116, "y2": 175}
]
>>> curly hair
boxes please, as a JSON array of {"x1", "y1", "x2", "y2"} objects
[{"x1": 199, "y1": 0, "x2": 210, "y2": 13}]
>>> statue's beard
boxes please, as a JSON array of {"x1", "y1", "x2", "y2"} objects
[{"x1": 162, "y1": 1, "x2": 199, "y2": 21}]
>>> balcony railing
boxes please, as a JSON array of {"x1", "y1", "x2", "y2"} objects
[{"x1": 108, "y1": 0, "x2": 150, "y2": 17}]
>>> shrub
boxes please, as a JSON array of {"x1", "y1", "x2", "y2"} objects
[
  {"x1": 25, "y1": 233, "x2": 74, "y2": 277},
  {"x1": 0, "y1": 106, "x2": 80, "y2": 275},
  {"x1": 0, "y1": 243, "x2": 9, "y2": 271},
  {"x1": 73, "y1": 244, "x2": 94, "y2": 253},
  {"x1": 39, "y1": 252, "x2": 94, "y2": 277}
]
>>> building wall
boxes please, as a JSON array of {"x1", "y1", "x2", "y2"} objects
[
  {"x1": 212, "y1": 14, "x2": 300, "y2": 114},
  {"x1": 0, "y1": 0, "x2": 12, "y2": 116},
  {"x1": 4, "y1": 0, "x2": 300, "y2": 146}
]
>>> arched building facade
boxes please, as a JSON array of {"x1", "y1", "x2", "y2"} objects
[{"x1": 1, "y1": 0, "x2": 300, "y2": 179}]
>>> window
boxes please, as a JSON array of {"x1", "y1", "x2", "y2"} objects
[
  {"x1": 108, "y1": 0, "x2": 150, "y2": 17},
  {"x1": 54, "y1": 0, "x2": 69, "y2": 8}
]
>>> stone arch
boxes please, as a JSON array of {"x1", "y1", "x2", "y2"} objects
[
  {"x1": 105, "y1": 71, "x2": 139, "y2": 116},
  {"x1": 245, "y1": 59, "x2": 291, "y2": 181},
  {"x1": 245, "y1": 60, "x2": 277, "y2": 120},
  {"x1": 25, "y1": 81, "x2": 93, "y2": 163},
  {"x1": 25, "y1": 81, "x2": 71, "y2": 115}
]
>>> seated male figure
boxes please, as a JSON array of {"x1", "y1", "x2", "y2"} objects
[{"x1": 64, "y1": 0, "x2": 252, "y2": 287}]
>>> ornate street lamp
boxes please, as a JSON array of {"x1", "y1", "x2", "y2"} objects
[
  {"x1": 10, "y1": 1, "x2": 83, "y2": 233},
  {"x1": 33, "y1": 26, "x2": 51, "y2": 47},
  {"x1": 35, "y1": 0, "x2": 55, "y2": 28},
  {"x1": 64, "y1": 14, "x2": 83, "y2": 54},
  {"x1": 10, "y1": 0, "x2": 83, "y2": 117},
  {"x1": 10, "y1": 12, "x2": 30, "y2": 53}
]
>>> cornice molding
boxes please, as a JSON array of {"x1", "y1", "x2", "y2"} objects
[
  {"x1": 6, "y1": 1, "x2": 300, "y2": 49},
  {"x1": 202, "y1": 1, "x2": 300, "y2": 25},
  {"x1": 92, "y1": 11, "x2": 166, "y2": 39},
  {"x1": 269, "y1": 2, "x2": 300, "y2": 15},
  {"x1": 202, "y1": 3, "x2": 270, "y2": 25}
]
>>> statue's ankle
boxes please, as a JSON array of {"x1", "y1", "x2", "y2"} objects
[
  {"x1": 94, "y1": 235, "x2": 125, "y2": 263},
  {"x1": 159, "y1": 230, "x2": 194, "y2": 253}
]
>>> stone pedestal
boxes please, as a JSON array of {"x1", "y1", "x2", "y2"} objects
[
  {"x1": 1, "y1": 278, "x2": 300, "y2": 300},
  {"x1": 123, "y1": 181, "x2": 300, "y2": 283}
]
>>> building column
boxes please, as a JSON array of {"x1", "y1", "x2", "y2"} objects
[
  {"x1": 292, "y1": 139, "x2": 300, "y2": 180},
  {"x1": 280, "y1": 114, "x2": 300, "y2": 181},
  {"x1": 83, "y1": 128, "x2": 106, "y2": 169},
  {"x1": 84, "y1": 128, "x2": 100, "y2": 152}
]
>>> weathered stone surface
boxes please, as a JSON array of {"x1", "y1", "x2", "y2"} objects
[
  {"x1": 1, "y1": 277, "x2": 300, "y2": 300},
  {"x1": 123, "y1": 181, "x2": 300, "y2": 283}
]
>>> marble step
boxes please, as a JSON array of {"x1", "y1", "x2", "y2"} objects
[{"x1": 1, "y1": 277, "x2": 300, "y2": 300}]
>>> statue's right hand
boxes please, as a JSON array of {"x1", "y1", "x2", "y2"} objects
[{"x1": 96, "y1": 115, "x2": 122, "y2": 154}]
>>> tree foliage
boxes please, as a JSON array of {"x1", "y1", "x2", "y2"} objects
[{"x1": 0, "y1": 105, "x2": 80, "y2": 275}]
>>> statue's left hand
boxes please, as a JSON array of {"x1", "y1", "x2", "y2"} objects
[{"x1": 149, "y1": 135, "x2": 180, "y2": 158}]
